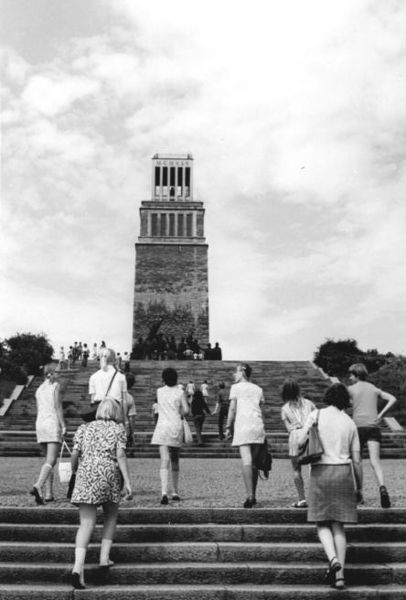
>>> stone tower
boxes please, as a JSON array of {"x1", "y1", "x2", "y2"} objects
[{"x1": 132, "y1": 153, "x2": 209, "y2": 349}]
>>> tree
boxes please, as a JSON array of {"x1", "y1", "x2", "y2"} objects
[
  {"x1": 313, "y1": 338, "x2": 364, "y2": 378},
  {"x1": 4, "y1": 332, "x2": 54, "y2": 375},
  {"x1": 369, "y1": 356, "x2": 406, "y2": 426}
]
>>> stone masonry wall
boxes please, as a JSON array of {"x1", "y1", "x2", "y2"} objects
[{"x1": 132, "y1": 243, "x2": 209, "y2": 346}]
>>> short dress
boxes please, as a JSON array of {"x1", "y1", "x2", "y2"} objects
[
  {"x1": 229, "y1": 381, "x2": 266, "y2": 447},
  {"x1": 71, "y1": 420, "x2": 127, "y2": 505},
  {"x1": 151, "y1": 386, "x2": 184, "y2": 448},
  {"x1": 35, "y1": 381, "x2": 63, "y2": 444},
  {"x1": 281, "y1": 398, "x2": 316, "y2": 456}
]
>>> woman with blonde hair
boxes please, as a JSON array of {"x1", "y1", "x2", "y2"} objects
[
  {"x1": 30, "y1": 363, "x2": 66, "y2": 504},
  {"x1": 226, "y1": 363, "x2": 266, "y2": 508},
  {"x1": 151, "y1": 367, "x2": 189, "y2": 504},
  {"x1": 70, "y1": 397, "x2": 132, "y2": 589},
  {"x1": 281, "y1": 378, "x2": 316, "y2": 507}
]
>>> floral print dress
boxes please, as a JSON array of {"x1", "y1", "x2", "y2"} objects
[{"x1": 71, "y1": 420, "x2": 127, "y2": 505}]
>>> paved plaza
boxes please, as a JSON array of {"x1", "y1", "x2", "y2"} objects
[{"x1": 1, "y1": 457, "x2": 405, "y2": 509}]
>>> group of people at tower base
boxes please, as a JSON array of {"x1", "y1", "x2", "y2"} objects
[{"x1": 30, "y1": 350, "x2": 397, "y2": 591}]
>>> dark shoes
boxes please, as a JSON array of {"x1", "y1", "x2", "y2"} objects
[
  {"x1": 30, "y1": 486, "x2": 44, "y2": 505},
  {"x1": 243, "y1": 497, "x2": 256, "y2": 508},
  {"x1": 71, "y1": 572, "x2": 85, "y2": 589},
  {"x1": 325, "y1": 556, "x2": 341, "y2": 586},
  {"x1": 380, "y1": 486, "x2": 391, "y2": 508},
  {"x1": 160, "y1": 494, "x2": 168, "y2": 505},
  {"x1": 172, "y1": 494, "x2": 180, "y2": 501}
]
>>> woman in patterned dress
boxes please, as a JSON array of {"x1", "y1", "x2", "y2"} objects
[
  {"x1": 281, "y1": 378, "x2": 316, "y2": 507},
  {"x1": 70, "y1": 398, "x2": 132, "y2": 589},
  {"x1": 225, "y1": 363, "x2": 266, "y2": 508},
  {"x1": 30, "y1": 363, "x2": 66, "y2": 504},
  {"x1": 151, "y1": 367, "x2": 189, "y2": 504}
]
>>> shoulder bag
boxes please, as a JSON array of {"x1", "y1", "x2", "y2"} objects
[{"x1": 297, "y1": 410, "x2": 324, "y2": 465}]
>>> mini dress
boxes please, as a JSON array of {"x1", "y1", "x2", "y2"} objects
[
  {"x1": 151, "y1": 386, "x2": 184, "y2": 448},
  {"x1": 230, "y1": 381, "x2": 266, "y2": 446},
  {"x1": 71, "y1": 420, "x2": 127, "y2": 505},
  {"x1": 35, "y1": 380, "x2": 63, "y2": 444}
]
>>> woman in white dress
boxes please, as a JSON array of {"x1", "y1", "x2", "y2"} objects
[
  {"x1": 225, "y1": 363, "x2": 266, "y2": 508},
  {"x1": 151, "y1": 368, "x2": 189, "y2": 504},
  {"x1": 281, "y1": 378, "x2": 316, "y2": 507},
  {"x1": 30, "y1": 363, "x2": 66, "y2": 504}
]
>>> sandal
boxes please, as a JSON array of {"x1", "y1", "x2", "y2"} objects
[
  {"x1": 325, "y1": 556, "x2": 341, "y2": 585},
  {"x1": 335, "y1": 577, "x2": 346, "y2": 590},
  {"x1": 292, "y1": 500, "x2": 307, "y2": 508}
]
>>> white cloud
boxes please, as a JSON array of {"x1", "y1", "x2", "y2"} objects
[
  {"x1": 22, "y1": 73, "x2": 99, "y2": 116},
  {"x1": 2, "y1": 0, "x2": 406, "y2": 359}
]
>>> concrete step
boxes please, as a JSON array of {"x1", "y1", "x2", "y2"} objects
[
  {"x1": 1, "y1": 584, "x2": 406, "y2": 600},
  {"x1": 2, "y1": 541, "x2": 406, "y2": 564},
  {"x1": 1, "y1": 507, "x2": 406, "y2": 525},
  {"x1": 0, "y1": 561, "x2": 405, "y2": 586},
  {"x1": 2, "y1": 522, "x2": 406, "y2": 543}
]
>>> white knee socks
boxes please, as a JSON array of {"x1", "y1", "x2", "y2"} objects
[
  {"x1": 73, "y1": 547, "x2": 87, "y2": 582},
  {"x1": 44, "y1": 468, "x2": 54, "y2": 499},
  {"x1": 99, "y1": 538, "x2": 113, "y2": 566},
  {"x1": 160, "y1": 468, "x2": 169, "y2": 495}
]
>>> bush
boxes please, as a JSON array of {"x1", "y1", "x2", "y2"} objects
[
  {"x1": 0, "y1": 357, "x2": 28, "y2": 385},
  {"x1": 3, "y1": 332, "x2": 54, "y2": 375},
  {"x1": 314, "y1": 339, "x2": 364, "y2": 378}
]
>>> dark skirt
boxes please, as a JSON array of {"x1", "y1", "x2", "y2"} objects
[{"x1": 307, "y1": 463, "x2": 357, "y2": 524}]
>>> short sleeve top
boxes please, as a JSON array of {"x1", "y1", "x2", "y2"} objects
[
  {"x1": 348, "y1": 381, "x2": 383, "y2": 427},
  {"x1": 303, "y1": 406, "x2": 360, "y2": 464},
  {"x1": 73, "y1": 420, "x2": 127, "y2": 460}
]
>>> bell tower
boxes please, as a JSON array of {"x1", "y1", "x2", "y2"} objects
[{"x1": 132, "y1": 153, "x2": 209, "y2": 348}]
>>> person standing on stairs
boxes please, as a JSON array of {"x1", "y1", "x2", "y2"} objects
[
  {"x1": 70, "y1": 398, "x2": 132, "y2": 589},
  {"x1": 281, "y1": 378, "x2": 316, "y2": 508},
  {"x1": 297, "y1": 383, "x2": 361, "y2": 590},
  {"x1": 347, "y1": 363, "x2": 397, "y2": 508},
  {"x1": 30, "y1": 363, "x2": 66, "y2": 504},
  {"x1": 225, "y1": 363, "x2": 266, "y2": 508},
  {"x1": 191, "y1": 388, "x2": 211, "y2": 445},
  {"x1": 151, "y1": 368, "x2": 189, "y2": 504}
]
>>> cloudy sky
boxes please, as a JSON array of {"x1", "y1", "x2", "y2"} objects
[{"x1": 1, "y1": 0, "x2": 406, "y2": 360}]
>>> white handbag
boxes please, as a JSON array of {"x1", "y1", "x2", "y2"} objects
[
  {"x1": 183, "y1": 419, "x2": 193, "y2": 445},
  {"x1": 58, "y1": 440, "x2": 72, "y2": 483}
]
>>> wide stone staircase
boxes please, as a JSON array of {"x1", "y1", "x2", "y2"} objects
[
  {"x1": 0, "y1": 506, "x2": 405, "y2": 599},
  {"x1": 1, "y1": 360, "x2": 405, "y2": 458}
]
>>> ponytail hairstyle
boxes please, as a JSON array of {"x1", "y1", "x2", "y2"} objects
[{"x1": 238, "y1": 363, "x2": 252, "y2": 380}]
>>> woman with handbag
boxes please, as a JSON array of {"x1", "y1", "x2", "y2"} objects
[
  {"x1": 30, "y1": 363, "x2": 66, "y2": 505},
  {"x1": 70, "y1": 398, "x2": 132, "y2": 589},
  {"x1": 297, "y1": 383, "x2": 361, "y2": 590},
  {"x1": 281, "y1": 378, "x2": 316, "y2": 508},
  {"x1": 151, "y1": 367, "x2": 189, "y2": 504},
  {"x1": 225, "y1": 363, "x2": 266, "y2": 508}
]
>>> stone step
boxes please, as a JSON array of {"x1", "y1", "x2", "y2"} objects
[
  {"x1": 2, "y1": 541, "x2": 406, "y2": 564},
  {"x1": 0, "y1": 561, "x2": 405, "y2": 586},
  {"x1": 1, "y1": 584, "x2": 406, "y2": 600},
  {"x1": 1, "y1": 507, "x2": 405, "y2": 525},
  {"x1": 2, "y1": 523, "x2": 405, "y2": 543}
]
